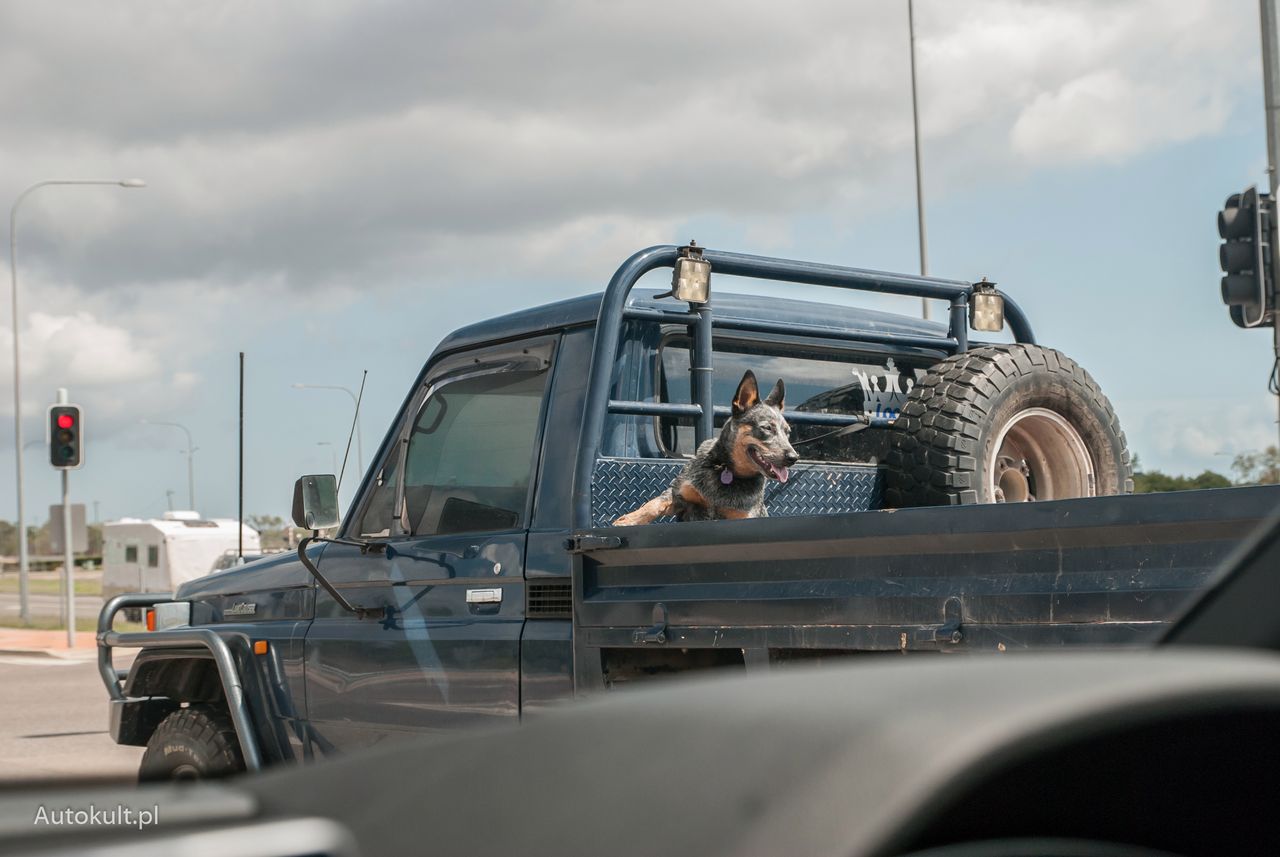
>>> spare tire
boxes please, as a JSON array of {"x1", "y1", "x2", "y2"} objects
[{"x1": 884, "y1": 344, "x2": 1132, "y2": 507}]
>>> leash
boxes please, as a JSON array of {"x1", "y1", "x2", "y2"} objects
[{"x1": 790, "y1": 418, "x2": 870, "y2": 447}]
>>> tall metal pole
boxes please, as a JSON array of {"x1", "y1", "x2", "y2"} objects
[
  {"x1": 238, "y1": 352, "x2": 244, "y2": 561},
  {"x1": 9, "y1": 179, "x2": 144, "y2": 622},
  {"x1": 1262, "y1": 0, "x2": 1280, "y2": 448},
  {"x1": 142, "y1": 420, "x2": 196, "y2": 511},
  {"x1": 292, "y1": 383, "x2": 364, "y2": 476},
  {"x1": 57, "y1": 387, "x2": 74, "y2": 648},
  {"x1": 908, "y1": 0, "x2": 931, "y2": 321}
]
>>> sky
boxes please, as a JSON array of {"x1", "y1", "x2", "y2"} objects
[{"x1": 0, "y1": 0, "x2": 1274, "y2": 524}]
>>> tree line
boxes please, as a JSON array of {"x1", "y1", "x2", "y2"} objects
[{"x1": 1134, "y1": 447, "x2": 1280, "y2": 493}]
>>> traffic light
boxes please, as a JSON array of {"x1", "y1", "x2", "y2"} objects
[
  {"x1": 48, "y1": 405, "x2": 83, "y2": 469},
  {"x1": 1219, "y1": 185, "x2": 1274, "y2": 328}
]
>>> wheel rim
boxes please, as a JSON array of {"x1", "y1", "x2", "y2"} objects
[
  {"x1": 170, "y1": 763, "x2": 201, "y2": 780},
  {"x1": 987, "y1": 407, "x2": 1095, "y2": 502}
]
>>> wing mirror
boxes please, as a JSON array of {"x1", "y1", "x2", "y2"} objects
[
  {"x1": 292, "y1": 474, "x2": 340, "y2": 530},
  {"x1": 289, "y1": 474, "x2": 384, "y2": 621}
]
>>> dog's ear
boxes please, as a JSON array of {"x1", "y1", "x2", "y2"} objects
[
  {"x1": 732, "y1": 370, "x2": 760, "y2": 417},
  {"x1": 764, "y1": 378, "x2": 785, "y2": 410}
]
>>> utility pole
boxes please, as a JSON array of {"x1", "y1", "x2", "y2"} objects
[
  {"x1": 1262, "y1": 0, "x2": 1280, "y2": 448},
  {"x1": 908, "y1": 0, "x2": 931, "y2": 321}
]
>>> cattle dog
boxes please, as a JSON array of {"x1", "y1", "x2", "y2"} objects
[{"x1": 613, "y1": 370, "x2": 799, "y2": 525}]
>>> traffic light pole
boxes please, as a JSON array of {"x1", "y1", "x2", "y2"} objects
[
  {"x1": 1261, "y1": 0, "x2": 1280, "y2": 444},
  {"x1": 57, "y1": 387, "x2": 74, "y2": 648}
]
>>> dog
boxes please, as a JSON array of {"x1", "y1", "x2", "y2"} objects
[{"x1": 613, "y1": 370, "x2": 799, "y2": 525}]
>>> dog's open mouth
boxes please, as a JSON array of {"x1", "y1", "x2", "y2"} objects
[{"x1": 748, "y1": 446, "x2": 790, "y2": 483}]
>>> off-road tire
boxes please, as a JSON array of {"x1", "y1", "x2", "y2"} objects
[
  {"x1": 138, "y1": 704, "x2": 244, "y2": 781},
  {"x1": 884, "y1": 344, "x2": 1132, "y2": 507}
]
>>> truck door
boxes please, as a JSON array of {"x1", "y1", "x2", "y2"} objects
[{"x1": 302, "y1": 337, "x2": 555, "y2": 753}]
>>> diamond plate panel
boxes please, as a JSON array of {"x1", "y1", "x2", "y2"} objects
[{"x1": 591, "y1": 457, "x2": 882, "y2": 527}]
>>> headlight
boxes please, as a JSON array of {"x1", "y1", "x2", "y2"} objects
[{"x1": 149, "y1": 601, "x2": 191, "y2": 631}]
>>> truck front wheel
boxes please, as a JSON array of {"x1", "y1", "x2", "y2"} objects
[
  {"x1": 138, "y1": 704, "x2": 245, "y2": 781},
  {"x1": 884, "y1": 344, "x2": 1132, "y2": 507}
]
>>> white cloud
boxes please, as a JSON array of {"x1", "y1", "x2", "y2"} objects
[
  {"x1": 1127, "y1": 395, "x2": 1278, "y2": 475},
  {"x1": 21, "y1": 311, "x2": 157, "y2": 384},
  {"x1": 0, "y1": 0, "x2": 1259, "y2": 294}
]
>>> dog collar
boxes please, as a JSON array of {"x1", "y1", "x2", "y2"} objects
[{"x1": 720, "y1": 468, "x2": 734, "y2": 485}]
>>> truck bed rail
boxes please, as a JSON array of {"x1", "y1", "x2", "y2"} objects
[{"x1": 570, "y1": 486, "x2": 1280, "y2": 690}]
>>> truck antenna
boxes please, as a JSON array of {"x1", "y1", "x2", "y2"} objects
[
  {"x1": 336, "y1": 370, "x2": 367, "y2": 493},
  {"x1": 238, "y1": 351, "x2": 245, "y2": 561}
]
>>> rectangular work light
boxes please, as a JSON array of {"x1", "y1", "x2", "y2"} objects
[
  {"x1": 969, "y1": 277, "x2": 1005, "y2": 333},
  {"x1": 671, "y1": 241, "x2": 711, "y2": 304}
]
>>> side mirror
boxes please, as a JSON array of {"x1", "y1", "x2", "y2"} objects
[{"x1": 292, "y1": 474, "x2": 340, "y2": 530}]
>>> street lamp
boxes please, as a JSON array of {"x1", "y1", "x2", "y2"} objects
[
  {"x1": 292, "y1": 384, "x2": 364, "y2": 478},
  {"x1": 140, "y1": 419, "x2": 196, "y2": 512},
  {"x1": 11, "y1": 178, "x2": 146, "y2": 621},
  {"x1": 316, "y1": 441, "x2": 339, "y2": 475}
]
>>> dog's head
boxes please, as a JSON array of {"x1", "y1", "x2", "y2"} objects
[{"x1": 726, "y1": 370, "x2": 799, "y2": 482}]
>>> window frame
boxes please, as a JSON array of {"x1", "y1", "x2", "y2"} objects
[{"x1": 344, "y1": 337, "x2": 557, "y2": 542}]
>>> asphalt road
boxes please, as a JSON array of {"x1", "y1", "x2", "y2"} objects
[
  {"x1": 0, "y1": 653, "x2": 141, "y2": 783},
  {"x1": 0, "y1": 592, "x2": 103, "y2": 620}
]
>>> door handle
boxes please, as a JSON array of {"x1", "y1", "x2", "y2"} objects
[{"x1": 466, "y1": 588, "x2": 503, "y2": 604}]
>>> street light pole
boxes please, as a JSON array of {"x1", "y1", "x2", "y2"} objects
[
  {"x1": 317, "y1": 441, "x2": 338, "y2": 475},
  {"x1": 908, "y1": 0, "x2": 931, "y2": 322},
  {"x1": 292, "y1": 383, "x2": 364, "y2": 477},
  {"x1": 141, "y1": 419, "x2": 196, "y2": 511},
  {"x1": 10, "y1": 178, "x2": 145, "y2": 621}
]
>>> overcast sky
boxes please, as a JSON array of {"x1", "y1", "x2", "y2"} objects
[{"x1": 0, "y1": 0, "x2": 1272, "y2": 523}]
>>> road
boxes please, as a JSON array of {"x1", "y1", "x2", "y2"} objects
[
  {"x1": 0, "y1": 592, "x2": 103, "y2": 620},
  {"x1": 0, "y1": 653, "x2": 141, "y2": 782}
]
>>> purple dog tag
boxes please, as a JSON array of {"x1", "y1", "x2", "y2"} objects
[{"x1": 720, "y1": 469, "x2": 734, "y2": 485}]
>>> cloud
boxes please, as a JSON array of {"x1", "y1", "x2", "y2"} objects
[
  {"x1": 1126, "y1": 394, "x2": 1278, "y2": 475},
  {"x1": 0, "y1": 0, "x2": 1258, "y2": 297}
]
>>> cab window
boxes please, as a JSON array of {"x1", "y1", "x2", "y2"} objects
[{"x1": 356, "y1": 366, "x2": 550, "y2": 538}]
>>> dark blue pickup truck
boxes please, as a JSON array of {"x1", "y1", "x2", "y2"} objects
[{"x1": 98, "y1": 244, "x2": 1280, "y2": 780}]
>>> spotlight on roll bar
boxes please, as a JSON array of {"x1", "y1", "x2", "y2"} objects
[
  {"x1": 667, "y1": 241, "x2": 711, "y2": 304},
  {"x1": 969, "y1": 277, "x2": 1005, "y2": 333}
]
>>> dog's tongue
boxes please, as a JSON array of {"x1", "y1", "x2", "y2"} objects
[{"x1": 777, "y1": 465, "x2": 790, "y2": 483}]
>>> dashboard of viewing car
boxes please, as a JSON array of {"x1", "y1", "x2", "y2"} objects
[{"x1": 3, "y1": 652, "x2": 1279, "y2": 857}]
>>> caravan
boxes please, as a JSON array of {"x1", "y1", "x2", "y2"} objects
[{"x1": 101, "y1": 512, "x2": 260, "y2": 607}]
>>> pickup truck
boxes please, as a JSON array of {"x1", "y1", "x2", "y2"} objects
[{"x1": 98, "y1": 243, "x2": 1280, "y2": 780}]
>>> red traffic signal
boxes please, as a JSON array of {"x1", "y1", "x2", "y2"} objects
[{"x1": 48, "y1": 405, "x2": 83, "y2": 469}]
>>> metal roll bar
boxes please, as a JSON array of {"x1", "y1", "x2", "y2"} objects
[
  {"x1": 571, "y1": 244, "x2": 1036, "y2": 531},
  {"x1": 98, "y1": 593, "x2": 263, "y2": 772}
]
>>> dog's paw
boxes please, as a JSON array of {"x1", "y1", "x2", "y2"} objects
[{"x1": 612, "y1": 513, "x2": 641, "y2": 527}]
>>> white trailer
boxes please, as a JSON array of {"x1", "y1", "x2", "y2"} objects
[{"x1": 102, "y1": 511, "x2": 261, "y2": 604}]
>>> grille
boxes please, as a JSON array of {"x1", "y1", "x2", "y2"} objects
[{"x1": 527, "y1": 580, "x2": 572, "y2": 618}]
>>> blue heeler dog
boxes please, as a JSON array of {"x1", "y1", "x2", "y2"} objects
[{"x1": 613, "y1": 370, "x2": 799, "y2": 525}]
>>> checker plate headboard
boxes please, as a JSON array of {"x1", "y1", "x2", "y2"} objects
[{"x1": 590, "y1": 457, "x2": 883, "y2": 527}]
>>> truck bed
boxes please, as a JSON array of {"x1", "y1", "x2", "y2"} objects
[{"x1": 570, "y1": 485, "x2": 1280, "y2": 689}]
